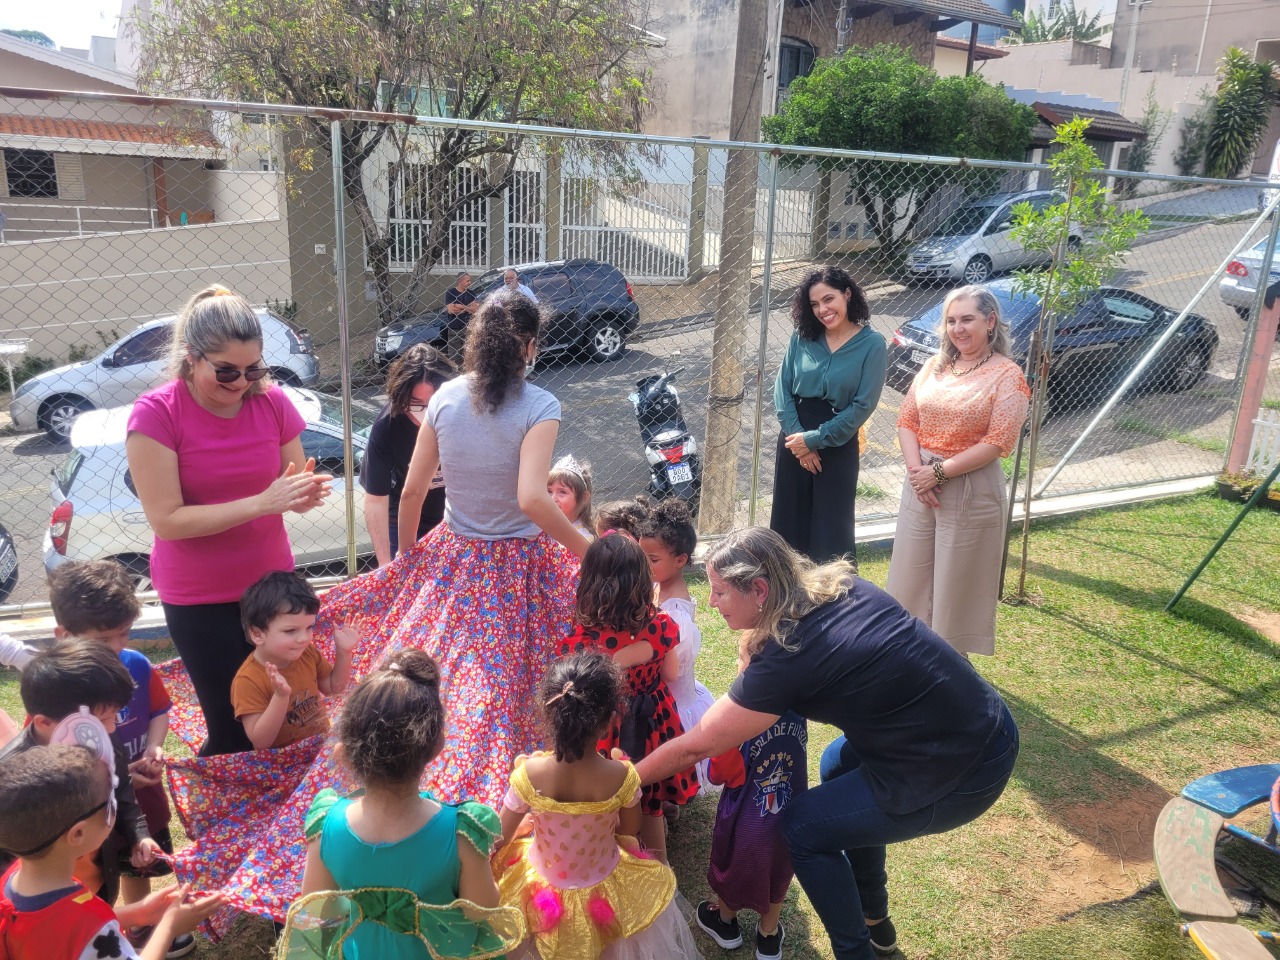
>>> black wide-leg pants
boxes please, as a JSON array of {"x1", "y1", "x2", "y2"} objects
[{"x1": 769, "y1": 397, "x2": 860, "y2": 564}]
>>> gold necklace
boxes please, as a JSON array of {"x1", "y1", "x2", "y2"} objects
[{"x1": 949, "y1": 351, "x2": 994, "y2": 377}]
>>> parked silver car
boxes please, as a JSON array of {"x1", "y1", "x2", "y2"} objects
[
  {"x1": 44, "y1": 387, "x2": 375, "y2": 588},
  {"x1": 904, "y1": 190, "x2": 1082, "y2": 285},
  {"x1": 10, "y1": 309, "x2": 319, "y2": 441},
  {"x1": 1219, "y1": 237, "x2": 1280, "y2": 321}
]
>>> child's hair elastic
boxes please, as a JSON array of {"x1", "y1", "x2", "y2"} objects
[{"x1": 545, "y1": 681, "x2": 575, "y2": 705}]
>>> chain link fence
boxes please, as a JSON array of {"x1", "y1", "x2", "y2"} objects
[{"x1": 1, "y1": 88, "x2": 1276, "y2": 610}]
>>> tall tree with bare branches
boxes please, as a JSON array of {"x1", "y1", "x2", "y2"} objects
[{"x1": 131, "y1": 0, "x2": 655, "y2": 322}]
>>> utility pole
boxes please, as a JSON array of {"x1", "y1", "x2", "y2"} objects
[
  {"x1": 836, "y1": 0, "x2": 851, "y2": 54},
  {"x1": 699, "y1": 0, "x2": 768, "y2": 535},
  {"x1": 1118, "y1": 0, "x2": 1149, "y2": 112}
]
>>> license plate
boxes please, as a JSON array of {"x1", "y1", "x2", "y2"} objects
[
  {"x1": 911, "y1": 349, "x2": 932, "y2": 365},
  {"x1": 666, "y1": 462, "x2": 693, "y2": 485},
  {"x1": 0, "y1": 545, "x2": 15, "y2": 581}
]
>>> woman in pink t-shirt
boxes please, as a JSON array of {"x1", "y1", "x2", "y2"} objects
[{"x1": 126, "y1": 286, "x2": 330, "y2": 755}]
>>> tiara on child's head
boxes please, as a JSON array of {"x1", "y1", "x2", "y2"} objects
[{"x1": 552, "y1": 454, "x2": 586, "y2": 481}]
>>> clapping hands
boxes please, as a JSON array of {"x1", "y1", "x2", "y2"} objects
[
  {"x1": 266, "y1": 662, "x2": 292, "y2": 699},
  {"x1": 333, "y1": 622, "x2": 361, "y2": 655},
  {"x1": 261, "y1": 458, "x2": 333, "y2": 517}
]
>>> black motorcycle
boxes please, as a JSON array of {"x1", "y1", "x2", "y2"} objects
[{"x1": 629, "y1": 368, "x2": 702, "y2": 514}]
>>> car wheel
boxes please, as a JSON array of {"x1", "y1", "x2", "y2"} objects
[
  {"x1": 270, "y1": 368, "x2": 302, "y2": 386},
  {"x1": 1168, "y1": 347, "x2": 1210, "y2": 392},
  {"x1": 39, "y1": 396, "x2": 93, "y2": 443},
  {"x1": 0, "y1": 522, "x2": 17, "y2": 605},
  {"x1": 1067, "y1": 235, "x2": 1083, "y2": 253},
  {"x1": 112, "y1": 555, "x2": 153, "y2": 593},
  {"x1": 961, "y1": 256, "x2": 993, "y2": 284},
  {"x1": 1234, "y1": 305, "x2": 1251, "y2": 321},
  {"x1": 587, "y1": 319, "x2": 626, "y2": 362}
]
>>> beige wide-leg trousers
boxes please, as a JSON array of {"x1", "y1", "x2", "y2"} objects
[{"x1": 885, "y1": 453, "x2": 1008, "y2": 656}]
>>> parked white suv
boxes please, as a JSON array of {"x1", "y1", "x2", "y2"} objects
[
  {"x1": 904, "y1": 190, "x2": 1082, "y2": 285},
  {"x1": 10, "y1": 309, "x2": 319, "y2": 441},
  {"x1": 44, "y1": 387, "x2": 375, "y2": 588}
]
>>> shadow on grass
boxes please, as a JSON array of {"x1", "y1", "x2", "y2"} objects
[
  {"x1": 1007, "y1": 887, "x2": 1205, "y2": 960},
  {"x1": 1001, "y1": 688, "x2": 1173, "y2": 822}
]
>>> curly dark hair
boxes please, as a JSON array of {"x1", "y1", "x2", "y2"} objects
[
  {"x1": 462, "y1": 291, "x2": 542, "y2": 414},
  {"x1": 540, "y1": 652, "x2": 625, "y2": 762},
  {"x1": 791, "y1": 266, "x2": 870, "y2": 341},
  {"x1": 239, "y1": 570, "x2": 319, "y2": 637},
  {"x1": 385, "y1": 344, "x2": 457, "y2": 417},
  {"x1": 575, "y1": 534, "x2": 655, "y2": 633},
  {"x1": 635, "y1": 498, "x2": 697, "y2": 560},
  {"x1": 337, "y1": 649, "x2": 446, "y2": 787},
  {"x1": 593, "y1": 496, "x2": 651, "y2": 539}
]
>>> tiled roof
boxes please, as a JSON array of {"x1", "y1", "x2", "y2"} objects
[
  {"x1": 0, "y1": 115, "x2": 221, "y2": 153},
  {"x1": 871, "y1": 0, "x2": 1022, "y2": 30},
  {"x1": 935, "y1": 35, "x2": 1009, "y2": 58},
  {"x1": 1033, "y1": 102, "x2": 1147, "y2": 142}
]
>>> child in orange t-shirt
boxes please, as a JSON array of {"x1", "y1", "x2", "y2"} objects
[{"x1": 230, "y1": 571, "x2": 358, "y2": 750}]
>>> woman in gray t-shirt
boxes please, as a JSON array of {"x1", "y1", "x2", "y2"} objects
[{"x1": 317, "y1": 292, "x2": 589, "y2": 810}]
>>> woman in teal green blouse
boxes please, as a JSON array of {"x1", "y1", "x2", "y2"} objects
[{"x1": 770, "y1": 267, "x2": 887, "y2": 562}]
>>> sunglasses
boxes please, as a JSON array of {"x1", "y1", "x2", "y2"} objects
[
  {"x1": 8, "y1": 789, "x2": 117, "y2": 858},
  {"x1": 201, "y1": 355, "x2": 270, "y2": 384}
]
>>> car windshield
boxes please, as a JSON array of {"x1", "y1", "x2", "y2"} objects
[
  {"x1": 931, "y1": 205, "x2": 997, "y2": 237},
  {"x1": 316, "y1": 395, "x2": 377, "y2": 439}
]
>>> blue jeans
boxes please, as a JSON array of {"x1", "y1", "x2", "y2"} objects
[{"x1": 783, "y1": 705, "x2": 1019, "y2": 960}]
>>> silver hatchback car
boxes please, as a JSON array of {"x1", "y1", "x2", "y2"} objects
[
  {"x1": 905, "y1": 190, "x2": 1082, "y2": 285},
  {"x1": 10, "y1": 308, "x2": 319, "y2": 441}
]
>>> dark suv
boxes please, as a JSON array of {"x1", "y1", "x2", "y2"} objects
[{"x1": 374, "y1": 258, "x2": 640, "y2": 368}]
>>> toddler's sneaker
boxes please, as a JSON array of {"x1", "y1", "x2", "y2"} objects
[
  {"x1": 755, "y1": 921, "x2": 785, "y2": 960},
  {"x1": 867, "y1": 916, "x2": 897, "y2": 955},
  {"x1": 696, "y1": 900, "x2": 743, "y2": 949}
]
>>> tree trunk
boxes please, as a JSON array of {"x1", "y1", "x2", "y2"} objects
[{"x1": 700, "y1": 0, "x2": 768, "y2": 535}]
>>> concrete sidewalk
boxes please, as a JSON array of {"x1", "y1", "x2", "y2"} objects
[{"x1": 0, "y1": 475, "x2": 1216, "y2": 651}]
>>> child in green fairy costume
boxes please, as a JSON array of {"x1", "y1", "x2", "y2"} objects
[{"x1": 289, "y1": 649, "x2": 524, "y2": 959}]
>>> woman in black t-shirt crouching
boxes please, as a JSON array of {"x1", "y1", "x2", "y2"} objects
[
  {"x1": 361, "y1": 344, "x2": 456, "y2": 565},
  {"x1": 636, "y1": 527, "x2": 1018, "y2": 960}
]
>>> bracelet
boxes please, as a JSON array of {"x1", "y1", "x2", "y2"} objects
[{"x1": 932, "y1": 461, "x2": 949, "y2": 485}]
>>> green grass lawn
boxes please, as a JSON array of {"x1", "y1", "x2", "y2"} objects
[{"x1": 2, "y1": 492, "x2": 1279, "y2": 959}]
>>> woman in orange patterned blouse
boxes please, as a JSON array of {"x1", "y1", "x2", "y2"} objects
[{"x1": 886, "y1": 285, "x2": 1030, "y2": 656}]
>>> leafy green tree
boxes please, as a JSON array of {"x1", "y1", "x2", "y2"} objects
[
  {"x1": 1004, "y1": 118, "x2": 1148, "y2": 597},
  {"x1": 132, "y1": 0, "x2": 653, "y2": 321},
  {"x1": 1203, "y1": 47, "x2": 1279, "y2": 180},
  {"x1": 762, "y1": 45, "x2": 1036, "y2": 258},
  {"x1": 1006, "y1": 1, "x2": 1111, "y2": 44},
  {"x1": 0, "y1": 28, "x2": 55, "y2": 47}
]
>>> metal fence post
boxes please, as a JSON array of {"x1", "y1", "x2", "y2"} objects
[
  {"x1": 748, "y1": 150, "x2": 782, "y2": 526},
  {"x1": 330, "y1": 119, "x2": 357, "y2": 578}
]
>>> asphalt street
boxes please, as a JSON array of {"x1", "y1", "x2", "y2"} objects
[{"x1": 0, "y1": 217, "x2": 1270, "y2": 608}]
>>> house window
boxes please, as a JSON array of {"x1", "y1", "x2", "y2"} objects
[
  {"x1": 4, "y1": 149, "x2": 58, "y2": 198},
  {"x1": 388, "y1": 163, "x2": 489, "y2": 269},
  {"x1": 778, "y1": 38, "x2": 816, "y2": 93}
]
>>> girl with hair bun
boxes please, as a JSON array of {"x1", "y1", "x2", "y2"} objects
[
  {"x1": 558, "y1": 535, "x2": 697, "y2": 864},
  {"x1": 496, "y1": 652, "x2": 700, "y2": 960},
  {"x1": 297, "y1": 649, "x2": 524, "y2": 960}
]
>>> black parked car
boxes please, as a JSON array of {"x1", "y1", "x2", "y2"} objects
[
  {"x1": 0, "y1": 520, "x2": 17, "y2": 605},
  {"x1": 888, "y1": 279, "x2": 1219, "y2": 413},
  {"x1": 374, "y1": 259, "x2": 641, "y2": 368}
]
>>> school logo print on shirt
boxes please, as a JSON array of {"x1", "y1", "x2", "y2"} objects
[{"x1": 753, "y1": 752, "x2": 796, "y2": 817}]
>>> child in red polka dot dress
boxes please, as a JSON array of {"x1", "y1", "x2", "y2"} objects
[{"x1": 559, "y1": 534, "x2": 698, "y2": 864}]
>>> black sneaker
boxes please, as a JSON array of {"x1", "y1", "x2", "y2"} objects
[
  {"x1": 755, "y1": 921, "x2": 785, "y2": 960},
  {"x1": 166, "y1": 934, "x2": 197, "y2": 958},
  {"x1": 867, "y1": 916, "x2": 897, "y2": 955},
  {"x1": 696, "y1": 900, "x2": 743, "y2": 949}
]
